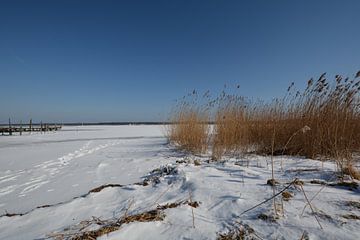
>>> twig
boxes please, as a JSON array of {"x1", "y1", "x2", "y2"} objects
[
  {"x1": 301, "y1": 174, "x2": 337, "y2": 216},
  {"x1": 239, "y1": 178, "x2": 297, "y2": 216},
  {"x1": 299, "y1": 231, "x2": 307, "y2": 240},
  {"x1": 271, "y1": 127, "x2": 277, "y2": 216},
  {"x1": 300, "y1": 184, "x2": 326, "y2": 217},
  {"x1": 281, "y1": 125, "x2": 311, "y2": 170},
  {"x1": 272, "y1": 185, "x2": 277, "y2": 216},
  {"x1": 271, "y1": 127, "x2": 276, "y2": 181},
  {"x1": 150, "y1": 183, "x2": 173, "y2": 208},
  {"x1": 118, "y1": 198, "x2": 135, "y2": 224},
  {"x1": 299, "y1": 185, "x2": 323, "y2": 230},
  {"x1": 189, "y1": 191, "x2": 195, "y2": 228}
]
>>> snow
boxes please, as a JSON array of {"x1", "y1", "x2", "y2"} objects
[{"x1": 0, "y1": 125, "x2": 359, "y2": 239}]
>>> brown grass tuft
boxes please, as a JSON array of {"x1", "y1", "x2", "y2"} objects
[
  {"x1": 72, "y1": 210, "x2": 165, "y2": 240},
  {"x1": 342, "y1": 163, "x2": 360, "y2": 180},
  {"x1": 342, "y1": 214, "x2": 360, "y2": 220},
  {"x1": 217, "y1": 223, "x2": 258, "y2": 240},
  {"x1": 282, "y1": 191, "x2": 293, "y2": 201}
]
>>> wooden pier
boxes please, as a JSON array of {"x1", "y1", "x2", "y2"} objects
[{"x1": 0, "y1": 119, "x2": 62, "y2": 136}]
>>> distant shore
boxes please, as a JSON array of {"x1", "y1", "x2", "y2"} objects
[{"x1": 0, "y1": 122, "x2": 170, "y2": 126}]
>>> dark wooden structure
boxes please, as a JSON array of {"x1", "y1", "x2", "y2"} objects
[{"x1": 0, "y1": 119, "x2": 62, "y2": 135}]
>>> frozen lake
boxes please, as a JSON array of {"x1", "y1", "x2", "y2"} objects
[{"x1": 0, "y1": 125, "x2": 170, "y2": 213}]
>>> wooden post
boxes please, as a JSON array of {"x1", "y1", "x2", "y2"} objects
[
  {"x1": 8, "y1": 118, "x2": 12, "y2": 136},
  {"x1": 29, "y1": 119, "x2": 32, "y2": 133},
  {"x1": 20, "y1": 120, "x2": 23, "y2": 136}
]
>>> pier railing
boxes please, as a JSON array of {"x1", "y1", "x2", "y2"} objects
[{"x1": 0, "y1": 119, "x2": 62, "y2": 136}]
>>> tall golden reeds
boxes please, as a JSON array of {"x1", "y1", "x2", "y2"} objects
[
  {"x1": 211, "y1": 95, "x2": 250, "y2": 159},
  {"x1": 167, "y1": 91, "x2": 210, "y2": 154},
  {"x1": 213, "y1": 72, "x2": 360, "y2": 155},
  {"x1": 168, "y1": 72, "x2": 360, "y2": 179}
]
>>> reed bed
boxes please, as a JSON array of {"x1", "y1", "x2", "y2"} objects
[
  {"x1": 168, "y1": 72, "x2": 360, "y2": 179},
  {"x1": 167, "y1": 91, "x2": 210, "y2": 154}
]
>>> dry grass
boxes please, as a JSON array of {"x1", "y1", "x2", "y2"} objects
[
  {"x1": 342, "y1": 163, "x2": 360, "y2": 180},
  {"x1": 167, "y1": 91, "x2": 210, "y2": 154},
  {"x1": 167, "y1": 109, "x2": 209, "y2": 154},
  {"x1": 51, "y1": 199, "x2": 199, "y2": 240},
  {"x1": 345, "y1": 201, "x2": 360, "y2": 209},
  {"x1": 88, "y1": 184, "x2": 123, "y2": 193},
  {"x1": 217, "y1": 223, "x2": 259, "y2": 240},
  {"x1": 168, "y1": 72, "x2": 360, "y2": 179},
  {"x1": 282, "y1": 191, "x2": 293, "y2": 201},
  {"x1": 71, "y1": 210, "x2": 165, "y2": 240},
  {"x1": 342, "y1": 214, "x2": 360, "y2": 220},
  {"x1": 212, "y1": 96, "x2": 250, "y2": 159},
  {"x1": 214, "y1": 73, "x2": 360, "y2": 161},
  {"x1": 214, "y1": 72, "x2": 360, "y2": 177}
]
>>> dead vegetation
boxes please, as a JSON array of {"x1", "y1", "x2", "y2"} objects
[
  {"x1": 48, "y1": 199, "x2": 200, "y2": 240},
  {"x1": 88, "y1": 183, "x2": 123, "y2": 193},
  {"x1": 281, "y1": 191, "x2": 293, "y2": 201},
  {"x1": 194, "y1": 159, "x2": 201, "y2": 166},
  {"x1": 143, "y1": 164, "x2": 178, "y2": 185},
  {"x1": 342, "y1": 163, "x2": 360, "y2": 180},
  {"x1": 166, "y1": 94, "x2": 210, "y2": 154},
  {"x1": 335, "y1": 181, "x2": 359, "y2": 190},
  {"x1": 309, "y1": 179, "x2": 359, "y2": 191},
  {"x1": 342, "y1": 214, "x2": 360, "y2": 220},
  {"x1": 217, "y1": 223, "x2": 261, "y2": 240},
  {"x1": 44, "y1": 164, "x2": 197, "y2": 240},
  {"x1": 345, "y1": 200, "x2": 360, "y2": 209},
  {"x1": 257, "y1": 213, "x2": 277, "y2": 222},
  {"x1": 213, "y1": 72, "x2": 360, "y2": 162},
  {"x1": 266, "y1": 178, "x2": 279, "y2": 186},
  {"x1": 168, "y1": 72, "x2": 360, "y2": 179},
  {"x1": 59, "y1": 209, "x2": 166, "y2": 240}
]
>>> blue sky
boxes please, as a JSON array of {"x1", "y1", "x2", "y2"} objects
[{"x1": 1, "y1": 0, "x2": 359, "y2": 123}]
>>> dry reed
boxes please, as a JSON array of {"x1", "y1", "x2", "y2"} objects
[
  {"x1": 167, "y1": 91, "x2": 210, "y2": 154},
  {"x1": 168, "y1": 72, "x2": 360, "y2": 178}
]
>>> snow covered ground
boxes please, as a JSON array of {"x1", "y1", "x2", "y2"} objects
[{"x1": 0, "y1": 125, "x2": 359, "y2": 239}]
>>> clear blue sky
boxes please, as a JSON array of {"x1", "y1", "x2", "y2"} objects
[{"x1": 1, "y1": 0, "x2": 359, "y2": 123}]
